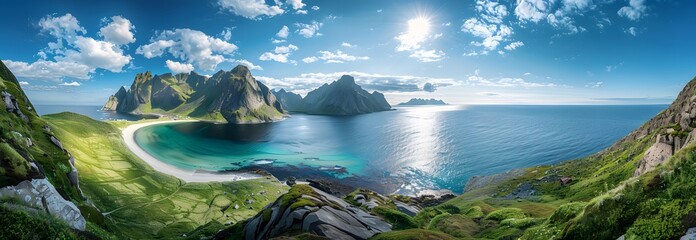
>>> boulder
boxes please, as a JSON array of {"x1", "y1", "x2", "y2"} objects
[
  {"x1": 634, "y1": 141, "x2": 673, "y2": 176},
  {"x1": 0, "y1": 179, "x2": 86, "y2": 230}
]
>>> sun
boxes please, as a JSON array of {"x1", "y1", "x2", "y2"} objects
[{"x1": 407, "y1": 16, "x2": 431, "y2": 37}]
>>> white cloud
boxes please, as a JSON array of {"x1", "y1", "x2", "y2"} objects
[
  {"x1": 409, "y1": 50, "x2": 445, "y2": 62},
  {"x1": 4, "y1": 14, "x2": 133, "y2": 82},
  {"x1": 19, "y1": 81, "x2": 29, "y2": 85},
  {"x1": 311, "y1": 6, "x2": 319, "y2": 11},
  {"x1": 61, "y1": 36, "x2": 133, "y2": 72},
  {"x1": 258, "y1": 71, "x2": 457, "y2": 94},
  {"x1": 463, "y1": 1, "x2": 520, "y2": 54},
  {"x1": 296, "y1": 10, "x2": 308, "y2": 14},
  {"x1": 377, "y1": 9, "x2": 383, "y2": 13},
  {"x1": 234, "y1": 59, "x2": 263, "y2": 70},
  {"x1": 220, "y1": 28, "x2": 233, "y2": 41},
  {"x1": 295, "y1": 21, "x2": 322, "y2": 38},
  {"x1": 515, "y1": 0, "x2": 554, "y2": 22},
  {"x1": 3, "y1": 59, "x2": 92, "y2": 81},
  {"x1": 586, "y1": 81, "x2": 603, "y2": 88},
  {"x1": 59, "y1": 81, "x2": 81, "y2": 86},
  {"x1": 625, "y1": 26, "x2": 638, "y2": 36},
  {"x1": 287, "y1": 0, "x2": 305, "y2": 10},
  {"x1": 217, "y1": 0, "x2": 284, "y2": 19},
  {"x1": 618, "y1": 0, "x2": 647, "y2": 21},
  {"x1": 271, "y1": 39, "x2": 287, "y2": 44},
  {"x1": 165, "y1": 60, "x2": 194, "y2": 74},
  {"x1": 341, "y1": 42, "x2": 356, "y2": 48},
  {"x1": 276, "y1": 25, "x2": 289, "y2": 38},
  {"x1": 303, "y1": 50, "x2": 369, "y2": 64},
  {"x1": 467, "y1": 69, "x2": 558, "y2": 88},
  {"x1": 98, "y1": 16, "x2": 136, "y2": 45},
  {"x1": 38, "y1": 13, "x2": 86, "y2": 42},
  {"x1": 504, "y1": 41, "x2": 525, "y2": 51},
  {"x1": 136, "y1": 28, "x2": 238, "y2": 71},
  {"x1": 259, "y1": 44, "x2": 298, "y2": 63}
]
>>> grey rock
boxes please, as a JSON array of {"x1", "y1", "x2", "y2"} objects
[
  {"x1": 681, "y1": 227, "x2": 696, "y2": 240},
  {"x1": 0, "y1": 179, "x2": 86, "y2": 230},
  {"x1": 394, "y1": 201, "x2": 421, "y2": 217},
  {"x1": 49, "y1": 136, "x2": 64, "y2": 151},
  {"x1": 2, "y1": 90, "x2": 28, "y2": 121},
  {"x1": 634, "y1": 141, "x2": 673, "y2": 176}
]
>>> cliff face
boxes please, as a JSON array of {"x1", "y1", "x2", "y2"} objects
[
  {"x1": 0, "y1": 60, "x2": 87, "y2": 231},
  {"x1": 103, "y1": 65, "x2": 285, "y2": 123},
  {"x1": 274, "y1": 75, "x2": 392, "y2": 116}
]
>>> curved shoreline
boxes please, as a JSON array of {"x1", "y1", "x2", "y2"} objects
[{"x1": 121, "y1": 120, "x2": 262, "y2": 183}]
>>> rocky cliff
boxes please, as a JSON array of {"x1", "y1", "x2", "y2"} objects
[
  {"x1": 0, "y1": 59, "x2": 89, "y2": 232},
  {"x1": 103, "y1": 65, "x2": 285, "y2": 123},
  {"x1": 273, "y1": 75, "x2": 392, "y2": 116}
]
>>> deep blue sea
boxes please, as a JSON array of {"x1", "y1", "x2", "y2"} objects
[{"x1": 130, "y1": 105, "x2": 667, "y2": 195}]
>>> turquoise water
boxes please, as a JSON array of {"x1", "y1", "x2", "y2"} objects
[{"x1": 134, "y1": 105, "x2": 666, "y2": 194}]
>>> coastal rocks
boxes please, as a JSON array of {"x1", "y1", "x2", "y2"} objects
[
  {"x1": 502, "y1": 182, "x2": 537, "y2": 200},
  {"x1": 398, "y1": 98, "x2": 448, "y2": 106},
  {"x1": 240, "y1": 185, "x2": 391, "y2": 240},
  {"x1": 0, "y1": 178, "x2": 86, "y2": 230},
  {"x1": 465, "y1": 169, "x2": 526, "y2": 192}
]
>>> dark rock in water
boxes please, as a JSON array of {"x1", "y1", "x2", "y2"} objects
[{"x1": 238, "y1": 185, "x2": 391, "y2": 240}]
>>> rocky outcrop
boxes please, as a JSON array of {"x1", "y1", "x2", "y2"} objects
[
  {"x1": 633, "y1": 134, "x2": 674, "y2": 176},
  {"x1": 398, "y1": 98, "x2": 447, "y2": 106},
  {"x1": 277, "y1": 75, "x2": 391, "y2": 116},
  {"x1": 610, "y1": 76, "x2": 696, "y2": 177},
  {"x1": 240, "y1": 185, "x2": 391, "y2": 240},
  {"x1": 103, "y1": 65, "x2": 285, "y2": 123},
  {"x1": 0, "y1": 179, "x2": 86, "y2": 230},
  {"x1": 2, "y1": 90, "x2": 28, "y2": 121}
]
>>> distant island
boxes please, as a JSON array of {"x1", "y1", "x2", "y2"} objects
[
  {"x1": 397, "y1": 98, "x2": 447, "y2": 105},
  {"x1": 273, "y1": 75, "x2": 392, "y2": 115}
]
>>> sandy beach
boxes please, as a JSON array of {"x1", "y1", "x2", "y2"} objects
[{"x1": 121, "y1": 120, "x2": 261, "y2": 182}]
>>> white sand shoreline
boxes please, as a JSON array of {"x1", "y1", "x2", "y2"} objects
[{"x1": 121, "y1": 120, "x2": 262, "y2": 183}]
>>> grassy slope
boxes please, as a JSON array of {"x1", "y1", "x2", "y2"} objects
[{"x1": 45, "y1": 113, "x2": 289, "y2": 239}]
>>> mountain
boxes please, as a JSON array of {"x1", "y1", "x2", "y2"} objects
[
  {"x1": 0, "y1": 60, "x2": 94, "y2": 237},
  {"x1": 102, "y1": 65, "x2": 285, "y2": 124},
  {"x1": 271, "y1": 88, "x2": 303, "y2": 112},
  {"x1": 398, "y1": 98, "x2": 447, "y2": 105},
  {"x1": 273, "y1": 75, "x2": 392, "y2": 115}
]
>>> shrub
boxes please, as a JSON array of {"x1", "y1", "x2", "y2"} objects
[
  {"x1": 548, "y1": 202, "x2": 587, "y2": 224},
  {"x1": 501, "y1": 217, "x2": 544, "y2": 229}
]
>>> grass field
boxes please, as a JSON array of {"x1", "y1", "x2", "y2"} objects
[{"x1": 45, "y1": 112, "x2": 289, "y2": 239}]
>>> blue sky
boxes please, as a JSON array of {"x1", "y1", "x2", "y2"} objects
[{"x1": 0, "y1": 0, "x2": 694, "y2": 105}]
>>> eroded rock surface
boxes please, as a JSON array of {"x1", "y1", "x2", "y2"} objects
[{"x1": 0, "y1": 179, "x2": 86, "y2": 230}]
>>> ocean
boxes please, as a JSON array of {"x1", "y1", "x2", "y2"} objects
[{"x1": 129, "y1": 105, "x2": 667, "y2": 195}]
